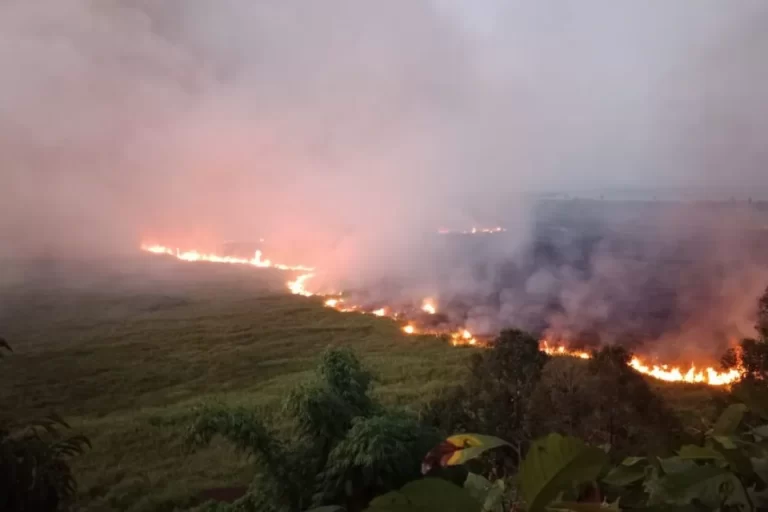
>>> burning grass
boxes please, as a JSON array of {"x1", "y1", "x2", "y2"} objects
[{"x1": 142, "y1": 243, "x2": 744, "y2": 386}]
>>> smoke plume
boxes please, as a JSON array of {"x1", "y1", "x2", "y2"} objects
[{"x1": 2, "y1": 0, "x2": 768, "y2": 357}]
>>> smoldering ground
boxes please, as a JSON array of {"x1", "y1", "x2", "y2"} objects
[{"x1": 334, "y1": 200, "x2": 768, "y2": 362}]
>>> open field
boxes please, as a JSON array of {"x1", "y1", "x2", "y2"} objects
[
  {"x1": 0, "y1": 253, "x2": 729, "y2": 511},
  {"x1": 0, "y1": 256, "x2": 472, "y2": 511}
]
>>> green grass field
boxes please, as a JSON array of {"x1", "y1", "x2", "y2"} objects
[
  {"x1": 0, "y1": 256, "x2": 472, "y2": 511},
  {"x1": 0, "y1": 255, "x2": 726, "y2": 511}
]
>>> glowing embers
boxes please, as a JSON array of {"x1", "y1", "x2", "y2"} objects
[
  {"x1": 421, "y1": 298, "x2": 437, "y2": 315},
  {"x1": 540, "y1": 340, "x2": 590, "y2": 360},
  {"x1": 437, "y1": 226, "x2": 506, "y2": 235}
]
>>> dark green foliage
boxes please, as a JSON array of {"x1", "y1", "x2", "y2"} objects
[
  {"x1": 526, "y1": 357, "x2": 590, "y2": 440},
  {"x1": 508, "y1": 387, "x2": 768, "y2": 512},
  {"x1": 585, "y1": 346, "x2": 682, "y2": 456},
  {"x1": 0, "y1": 416, "x2": 91, "y2": 512},
  {"x1": 404, "y1": 388, "x2": 768, "y2": 512},
  {"x1": 722, "y1": 286, "x2": 768, "y2": 382},
  {"x1": 187, "y1": 347, "x2": 436, "y2": 512},
  {"x1": 724, "y1": 338, "x2": 768, "y2": 383},
  {"x1": 316, "y1": 348, "x2": 374, "y2": 415},
  {"x1": 424, "y1": 332, "x2": 687, "y2": 486},
  {"x1": 186, "y1": 405, "x2": 298, "y2": 511},
  {"x1": 284, "y1": 347, "x2": 376, "y2": 465},
  {"x1": 0, "y1": 341, "x2": 90, "y2": 512},
  {"x1": 529, "y1": 346, "x2": 683, "y2": 460},
  {"x1": 364, "y1": 478, "x2": 481, "y2": 512},
  {"x1": 758, "y1": 286, "x2": 768, "y2": 341},
  {"x1": 421, "y1": 329, "x2": 549, "y2": 474},
  {"x1": 315, "y1": 415, "x2": 440, "y2": 511}
]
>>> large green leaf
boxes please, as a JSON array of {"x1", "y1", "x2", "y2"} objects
[
  {"x1": 752, "y1": 425, "x2": 768, "y2": 439},
  {"x1": 423, "y1": 434, "x2": 511, "y2": 474},
  {"x1": 464, "y1": 474, "x2": 506, "y2": 512},
  {"x1": 446, "y1": 434, "x2": 511, "y2": 465},
  {"x1": 464, "y1": 473, "x2": 494, "y2": 504},
  {"x1": 602, "y1": 457, "x2": 648, "y2": 487},
  {"x1": 712, "y1": 404, "x2": 748, "y2": 436},
  {"x1": 481, "y1": 480, "x2": 506, "y2": 512},
  {"x1": 710, "y1": 438, "x2": 760, "y2": 482},
  {"x1": 712, "y1": 436, "x2": 738, "y2": 450},
  {"x1": 734, "y1": 383, "x2": 768, "y2": 421},
  {"x1": 647, "y1": 465, "x2": 739, "y2": 509},
  {"x1": 365, "y1": 478, "x2": 481, "y2": 512},
  {"x1": 657, "y1": 457, "x2": 696, "y2": 475},
  {"x1": 518, "y1": 434, "x2": 609, "y2": 512},
  {"x1": 677, "y1": 445, "x2": 725, "y2": 462}
]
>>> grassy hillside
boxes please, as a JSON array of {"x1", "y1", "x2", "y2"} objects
[
  {"x1": 0, "y1": 256, "x2": 471, "y2": 511},
  {"x1": 0, "y1": 254, "x2": 730, "y2": 511}
]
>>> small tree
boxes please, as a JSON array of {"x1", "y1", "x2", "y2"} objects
[
  {"x1": 528, "y1": 346, "x2": 681, "y2": 460},
  {"x1": 187, "y1": 347, "x2": 438, "y2": 512},
  {"x1": 421, "y1": 329, "x2": 549, "y2": 474},
  {"x1": 526, "y1": 356, "x2": 590, "y2": 439},
  {"x1": 758, "y1": 285, "x2": 768, "y2": 341},
  {"x1": 723, "y1": 286, "x2": 768, "y2": 382}
]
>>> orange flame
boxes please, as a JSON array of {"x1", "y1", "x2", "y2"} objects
[
  {"x1": 421, "y1": 298, "x2": 437, "y2": 315},
  {"x1": 540, "y1": 341, "x2": 591, "y2": 360},
  {"x1": 141, "y1": 244, "x2": 313, "y2": 271},
  {"x1": 142, "y1": 243, "x2": 744, "y2": 387},
  {"x1": 450, "y1": 328, "x2": 478, "y2": 346},
  {"x1": 628, "y1": 357, "x2": 741, "y2": 386},
  {"x1": 539, "y1": 341, "x2": 741, "y2": 386}
]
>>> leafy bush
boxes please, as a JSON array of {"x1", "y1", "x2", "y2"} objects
[
  {"x1": 529, "y1": 345, "x2": 683, "y2": 459},
  {"x1": 186, "y1": 347, "x2": 439, "y2": 512},
  {"x1": 423, "y1": 331, "x2": 681, "y2": 475},
  {"x1": 373, "y1": 380, "x2": 768, "y2": 512},
  {"x1": 0, "y1": 339, "x2": 90, "y2": 512},
  {"x1": 421, "y1": 329, "x2": 549, "y2": 473},
  {"x1": 722, "y1": 286, "x2": 768, "y2": 382}
]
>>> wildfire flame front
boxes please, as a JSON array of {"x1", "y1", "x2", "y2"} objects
[{"x1": 141, "y1": 243, "x2": 745, "y2": 387}]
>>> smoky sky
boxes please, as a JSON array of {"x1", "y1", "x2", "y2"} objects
[
  {"x1": 2, "y1": 0, "x2": 768, "y2": 359},
  {"x1": 2, "y1": 0, "x2": 768, "y2": 258}
]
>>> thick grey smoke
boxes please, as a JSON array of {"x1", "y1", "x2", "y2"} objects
[
  {"x1": 0, "y1": 0, "x2": 531, "y2": 267},
  {"x1": 2, "y1": 1, "x2": 768, "y2": 357}
]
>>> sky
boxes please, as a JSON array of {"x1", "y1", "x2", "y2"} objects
[{"x1": 1, "y1": 0, "x2": 768, "y2": 261}]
